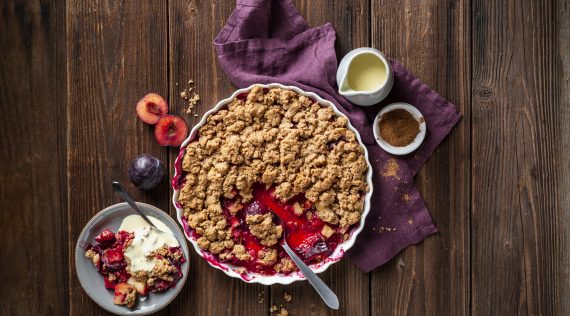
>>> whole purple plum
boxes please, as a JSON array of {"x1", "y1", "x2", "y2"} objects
[{"x1": 128, "y1": 154, "x2": 164, "y2": 190}]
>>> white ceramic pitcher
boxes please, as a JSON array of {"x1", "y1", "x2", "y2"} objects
[{"x1": 336, "y1": 47, "x2": 394, "y2": 106}]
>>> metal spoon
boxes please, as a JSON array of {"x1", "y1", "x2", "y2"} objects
[
  {"x1": 111, "y1": 181, "x2": 176, "y2": 239},
  {"x1": 282, "y1": 240, "x2": 340, "y2": 309}
]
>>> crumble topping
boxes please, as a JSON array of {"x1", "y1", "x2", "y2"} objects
[
  {"x1": 178, "y1": 86, "x2": 369, "y2": 269},
  {"x1": 274, "y1": 257, "x2": 296, "y2": 273},
  {"x1": 122, "y1": 286, "x2": 137, "y2": 307},
  {"x1": 231, "y1": 244, "x2": 251, "y2": 261},
  {"x1": 85, "y1": 249, "x2": 100, "y2": 266},
  {"x1": 246, "y1": 213, "x2": 283, "y2": 246},
  {"x1": 257, "y1": 248, "x2": 278, "y2": 266}
]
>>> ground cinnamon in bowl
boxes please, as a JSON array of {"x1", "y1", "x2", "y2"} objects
[{"x1": 378, "y1": 109, "x2": 420, "y2": 147}]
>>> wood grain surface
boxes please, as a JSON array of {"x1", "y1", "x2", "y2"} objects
[
  {"x1": 0, "y1": 0, "x2": 568, "y2": 315},
  {"x1": 471, "y1": 0, "x2": 570, "y2": 315},
  {"x1": 0, "y1": 1, "x2": 68, "y2": 314},
  {"x1": 66, "y1": 1, "x2": 170, "y2": 315},
  {"x1": 370, "y1": 0, "x2": 471, "y2": 315}
]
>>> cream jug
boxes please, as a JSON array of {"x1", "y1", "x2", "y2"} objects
[{"x1": 336, "y1": 48, "x2": 394, "y2": 106}]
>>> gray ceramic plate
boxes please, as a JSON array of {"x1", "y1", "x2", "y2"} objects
[{"x1": 75, "y1": 202, "x2": 190, "y2": 315}]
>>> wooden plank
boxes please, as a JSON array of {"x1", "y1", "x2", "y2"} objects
[
  {"x1": 471, "y1": 0, "x2": 570, "y2": 314},
  {"x1": 557, "y1": 0, "x2": 570, "y2": 314},
  {"x1": 370, "y1": 0, "x2": 471, "y2": 315},
  {"x1": 66, "y1": 1, "x2": 170, "y2": 314},
  {"x1": 268, "y1": 1, "x2": 371, "y2": 315},
  {"x1": 167, "y1": 1, "x2": 270, "y2": 315},
  {"x1": 0, "y1": 0, "x2": 68, "y2": 314}
]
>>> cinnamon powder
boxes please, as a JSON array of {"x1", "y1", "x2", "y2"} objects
[{"x1": 379, "y1": 109, "x2": 420, "y2": 147}]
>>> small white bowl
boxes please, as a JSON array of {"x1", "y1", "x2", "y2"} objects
[{"x1": 373, "y1": 102, "x2": 426, "y2": 155}]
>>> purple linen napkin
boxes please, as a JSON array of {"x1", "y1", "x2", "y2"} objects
[{"x1": 214, "y1": 0, "x2": 461, "y2": 272}]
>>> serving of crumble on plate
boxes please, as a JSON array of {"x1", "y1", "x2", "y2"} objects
[{"x1": 75, "y1": 203, "x2": 190, "y2": 315}]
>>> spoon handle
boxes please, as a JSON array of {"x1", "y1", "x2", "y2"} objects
[
  {"x1": 282, "y1": 242, "x2": 340, "y2": 310},
  {"x1": 111, "y1": 181, "x2": 156, "y2": 228}
]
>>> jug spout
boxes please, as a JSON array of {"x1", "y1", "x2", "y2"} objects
[{"x1": 338, "y1": 72, "x2": 357, "y2": 96}]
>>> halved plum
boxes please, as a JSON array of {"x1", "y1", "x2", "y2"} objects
[
  {"x1": 154, "y1": 115, "x2": 188, "y2": 147},
  {"x1": 136, "y1": 93, "x2": 168, "y2": 124}
]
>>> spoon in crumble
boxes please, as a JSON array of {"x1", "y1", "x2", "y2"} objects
[
  {"x1": 112, "y1": 181, "x2": 180, "y2": 242},
  {"x1": 281, "y1": 240, "x2": 339, "y2": 309},
  {"x1": 274, "y1": 217, "x2": 339, "y2": 310}
]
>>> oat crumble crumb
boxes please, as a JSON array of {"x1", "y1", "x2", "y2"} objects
[
  {"x1": 178, "y1": 79, "x2": 201, "y2": 114},
  {"x1": 277, "y1": 307, "x2": 289, "y2": 316}
]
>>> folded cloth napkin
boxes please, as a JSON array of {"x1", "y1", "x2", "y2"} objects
[{"x1": 214, "y1": 0, "x2": 461, "y2": 272}]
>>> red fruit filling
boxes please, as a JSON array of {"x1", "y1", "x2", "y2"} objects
[
  {"x1": 136, "y1": 93, "x2": 168, "y2": 124},
  {"x1": 154, "y1": 115, "x2": 188, "y2": 147},
  {"x1": 95, "y1": 229, "x2": 116, "y2": 245},
  {"x1": 208, "y1": 184, "x2": 344, "y2": 276}
]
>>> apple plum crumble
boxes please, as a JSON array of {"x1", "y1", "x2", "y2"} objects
[{"x1": 178, "y1": 86, "x2": 368, "y2": 275}]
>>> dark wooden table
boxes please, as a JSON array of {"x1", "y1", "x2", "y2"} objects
[{"x1": 1, "y1": 0, "x2": 569, "y2": 315}]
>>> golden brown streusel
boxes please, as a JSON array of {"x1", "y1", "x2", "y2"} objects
[
  {"x1": 257, "y1": 248, "x2": 278, "y2": 266},
  {"x1": 274, "y1": 257, "x2": 297, "y2": 273},
  {"x1": 152, "y1": 258, "x2": 178, "y2": 281},
  {"x1": 178, "y1": 86, "x2": 368, "y2": 263},
  {"x1": 122, "y1": 285, "x2": 137, "y2": 307},
  {"x1": 85, "y1": 249, "x2": 100, "y2": 267},
  {"x1": 246, "y1": 213, "x2": 283, "y2": 246}
]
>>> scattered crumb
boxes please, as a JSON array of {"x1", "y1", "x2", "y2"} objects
[
  {"x1": 186, "y1": 93, "x2": 200, "y2": 114},
  {"x1": 270, "y1": 305, "x2": 288, "y2": 316},
  {"x1": 258, "y1": 290, "x2": 265, "y2": 304},
  {"x1": 382, "y1": 159, "x2": 400, "y2": 179},
  {"x1": 402, "y1": 193, "x2": 411, "y2": 203},
  {"x1": 283, "y1": 292, "x2": 292, "y2": 302},
  {"x1": 276, "y1": 307, "x2": 289, "y2": 316},
  {"x1": 178, "y1": 79, "x2": 200, "y2": 114},
  {"x1": 407, "y1": 218, "x2": 414, "y2": 225},
  {"x1": 373, "y1": 226, "x2": 397, "y2": 233}
]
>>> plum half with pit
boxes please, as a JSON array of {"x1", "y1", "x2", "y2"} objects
[{"x1": 128, "y1": 154, "x2": 165, "y2": 190}]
